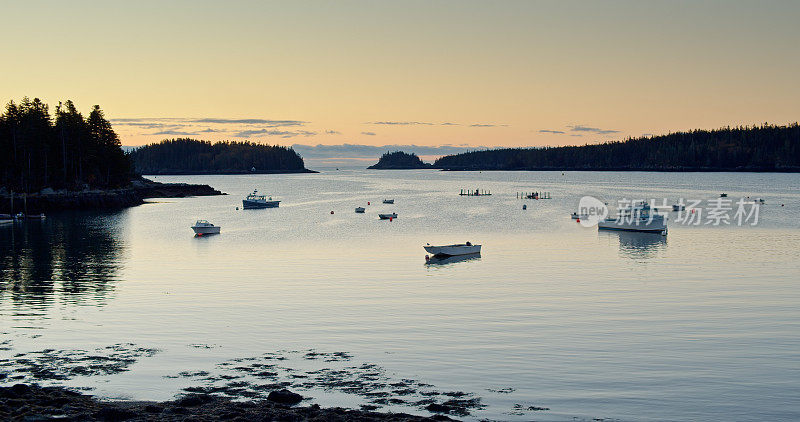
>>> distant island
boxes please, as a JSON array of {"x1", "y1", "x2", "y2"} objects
[
  {"x1": 368, "y1": 151, "x2": 432, "y2": 169},
  {"x1": 0, "y1": 97, "x2": 223, "y2": 214},
  {"x1": 128, "y1": 138, "x2": 316, "y2": 174},
  {"x1": 433, "y1": 123, "x2": 800, "y2": 172}
]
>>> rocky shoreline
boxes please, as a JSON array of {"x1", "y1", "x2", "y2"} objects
[
  {"x1": 0, "y1": 177, "x2": 224, "y2": 214},
  {"x1": 0, "y1": 384, "x2": 454, "y2": 421}
]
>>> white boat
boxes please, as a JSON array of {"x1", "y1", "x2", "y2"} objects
[
  {"x1": 598, "y1": 201, "x2": 666, "y2": 234},
  {"x1": 378, "y1": 213, "x2": 397, "y2": 220},
  {"x1": 242, "y1": 189, "x2": 280, "y2": 209},
  {"x1": 191, "y1": 220, "x2": 220, "y2": 235},
  {"x1": 382, "y1": 199, "x2": 394, "y2": 204},
  {"x1": 571, "y1": 212, "x2": 589, "y2": 220},
  {"x1": 424, "y1": 242, "x2": 481, "y2": 256},
  {"x1": 355, "y1": 207, "x2": 365, "y2": 213}
]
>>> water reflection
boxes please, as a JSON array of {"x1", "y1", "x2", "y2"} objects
[
  {"x1": 0, "y1": 212, "x2": 124, "y2": 310},
  {"x1": 425, "y1": 253, "x2": 482, "y2": 266},
  {"x1": 600, "y1": 231, "x2": 667, "y2": 259}
]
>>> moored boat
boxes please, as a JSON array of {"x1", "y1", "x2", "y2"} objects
[
  {"x1": 382, "y1": 199, "x2": 394, "y2": 204},
  {"x1": 378, "y1": 213, "x2": 397, "y2": 220},
  {"x1": 598, "y1": 201, "x2": 666, "y2": 234},
  {"x1": 191, "y1": 220, "x2": 220, "y2": 235},
  {"x1": 424, "y1": 242, "x2": 481, "y2": 256},
  {"x1": 355, "y1": 207, "x2": 365, "y2": 213},
  {"x1": 242, "y1": 189, "x2": 280, "y2": 209}
]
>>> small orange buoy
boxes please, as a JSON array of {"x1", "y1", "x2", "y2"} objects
[{"x1": 330, "y1": 211, "x2": 334, "y2": 214}]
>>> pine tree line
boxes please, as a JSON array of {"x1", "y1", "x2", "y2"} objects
[
  {"x1": 0, "y1": 97, "x2": 131, "y2": 192},
  {"x1": 128, "y1": 138, "x2": 307, "y2": 174},
  {"x1": 433, "y1": 123, "x2": 800, "y2": 171}
]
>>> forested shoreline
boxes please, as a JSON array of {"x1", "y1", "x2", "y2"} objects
[
  {"x1": 368, "y1": 151, "x2": 432, "y2": 169},
  {"x1": 433, "y1": 124, "x2": 800, "y2": 171},
  {"x1": 128, "y1": 139, "x2": 314, "y2": 174},
  {"x1": 0, "y1": 98, "x2": 131, "y2": 193}
]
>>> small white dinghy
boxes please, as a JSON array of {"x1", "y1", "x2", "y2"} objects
[
  {"x1": 378, "y1": 213, "x2": 397, "y2": 220},
  {"x1": 424, "y1": 242, "x2": 481, "y2": 256},
  {"x1": 355, "y1": 207, "x2": 366, "y2": 213},
  {"x1": 192, "y1": 220, "x2": 220, "y2": 235}
]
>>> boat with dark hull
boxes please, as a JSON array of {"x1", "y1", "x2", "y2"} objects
[{"x1": 242, "y1": 190, "x2": 280, "y2": 209}]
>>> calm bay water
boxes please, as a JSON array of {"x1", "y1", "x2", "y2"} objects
[{"x1": 2, "y1": 170, "x2": 799, "y2": 421}]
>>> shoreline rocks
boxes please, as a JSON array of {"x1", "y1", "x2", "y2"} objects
[
  {"x1": 0, "y1": 384, "x2": 456, "y2": 421},
  {"x1": 0, "y1": 177, "x2": 224, "y2": 214}
]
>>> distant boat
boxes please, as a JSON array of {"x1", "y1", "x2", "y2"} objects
[
  {"x1": 424, "y1": 242, "x2": 481, "y2": 256},
  {"x1": 672, "y1": 204, "x2": 685, "y2": 211},
  {"x1": 383, "y1": 199, "x2": 394, "y2": 204},
  {"x1": 571, "y1": 212, "x2": 589, "y2": 220},
  {"x1": 355, "y1": 207, "x2": 365, "y2": 213},
  {"x1": 192, "y1": 220, "x2": 220, "y2": 235},
  {"x1": 243, "y1": 189, "x2": 280, "y2": 209},
  {"x1": 598, "y1": 201, "x2": 667, "y2": 234},
  {"x1": 720, "y1": 193, "x2": 728, "y2": 198},
  {"x1": 378, "y1": 213, "x2": 397, "y2": 220}
]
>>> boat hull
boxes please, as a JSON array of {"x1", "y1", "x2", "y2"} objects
[
  {"x1": 192, "y1": 226, "x2": 220, "y2": 235},
  {"x1": 598, "y1": 218, "x2": 666, "y2": 233},
  {"x1": 242, "y1": 200, "x2": 280, "y2": 209},
  {"x1": 355, "y1": 207, "x2": 365, "y2": 213},
  {"x1": 378, "y1": 213, "x2": 397, "y2": 219},
  {"x1": 424, "y1": 244, "x2": 482, "y2": 256}
]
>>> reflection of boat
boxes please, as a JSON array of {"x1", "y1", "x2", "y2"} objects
[
  {"x1": 383, "y1": 199, "x2": 394, "y2": 204},
  {"x1": 0, "y1": 219, "x2": 12, "y2": 226},
  {"x1": 424, "y1": 242, "x2": 481, "y2": 256},
  {"x1": 378, "y1": 213, "x2": 397, "y2": 220},
  {"x1": 598, "y1": 201, "x2": 666, "y2": 234},
  {"x1": 602, "y1": 230, "x2": 667, "y2": 260},
  {"x1": 191, "y1": 220, "x2": 220, "y2": 235},
  {"x1": 425, "y1": 253, "x2": 481, "y2": 265},
  {"x1": 242, "y1": 189, "x2": 280, "y2": 209},
  {"x1": 15, "y1": 213, "x2": 46, "y2": 220},
  {"x1": 355, "y1": 207, "x2": 365, "y2": 213}
]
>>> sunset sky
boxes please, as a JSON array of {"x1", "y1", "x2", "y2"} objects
[{"x1": 2, "y1": 0, "x2": 799, "y2": 150}]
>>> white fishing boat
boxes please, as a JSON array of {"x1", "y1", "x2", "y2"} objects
[
  {"x1": 598, "y1": 201, "x2": 667, "y2": 234},
  {"x1": 242, "y1": 189, "x2": 280, "y2": 209},
  {"x1": 423, "y1": 242, "x2": 481, "y2": 256},
  {"x1": 382, "y1": 199, "x2": 394, "y2": 204},
  {"x1": 355, "y1": 207, "x2": 365, "y2": 213},
  {"x1": 378, "y1": 213, "x2": 397, "y2": 220},
  {"x1": 191, "y1": 220, "x2": 220, "y2": 235}
]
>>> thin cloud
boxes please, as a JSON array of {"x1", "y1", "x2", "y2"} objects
[
  {"x1": 234, "y1": 129, "x2": 317, "y2": 138},
  {"x1": 440, "y1": 122, "x2": 459, "y2": 126},
  {"x1": 325, "y1": 130, "x2": 342, "y2": 135},
  {"x1": 367, "y1": 121, "x2": 435, "y2": 126},
  {"x1": 568, "y1": 124, "x2": 619, "y2": 135},
  {"x1": 194, "y1": 118, "x2": 306, "y2": 127},
  {"x1": 361, "y1": 131, "x2": 377, "y2": 136},
  {"x1": 150, "y1": 129, "x2": 199, "y2": 136},
  {"x1": 470, "y1": 123, "x2": 509, "y2": 127},
  {"x1": 539, "y1": 129, "x2": 565, "y2": 134}
]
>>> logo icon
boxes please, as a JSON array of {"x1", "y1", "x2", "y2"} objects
[{"x1": 577, "y1": 196, "x2": 608, "y2": 227}]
